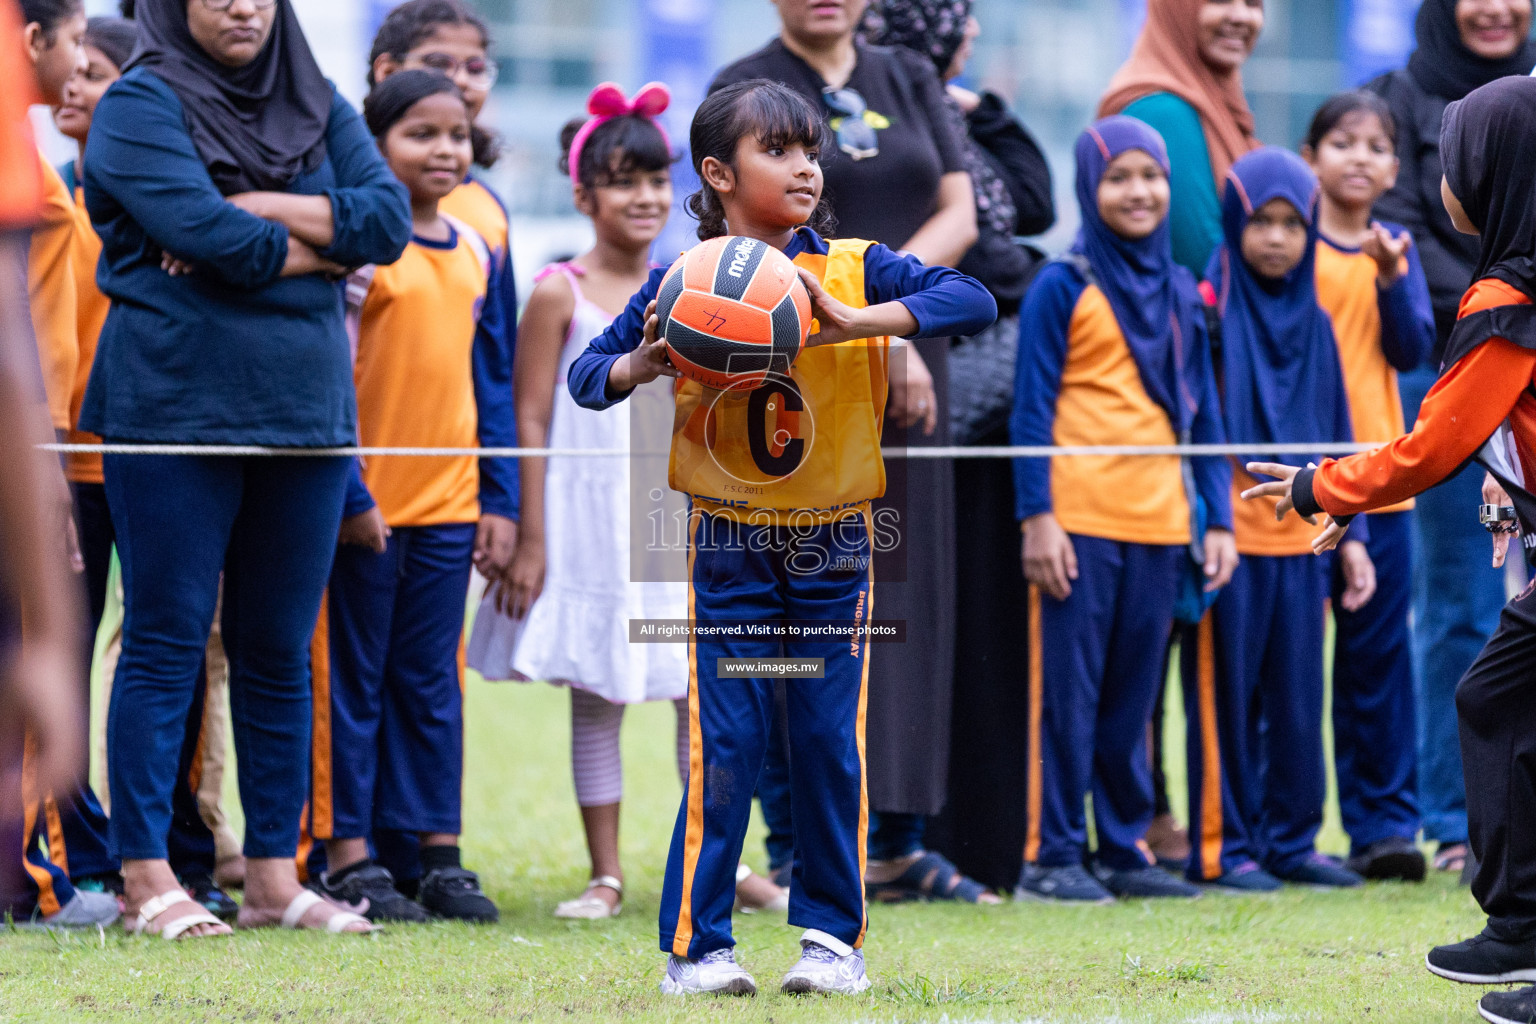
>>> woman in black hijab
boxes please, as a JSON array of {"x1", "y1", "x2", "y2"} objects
[
  {"x1": 1245, "y1": 76, "x2": 1536, "y2": 1024},
  {"x1": 80, "y1": 0, "x2": 410, "y2": 939},
  {"x1": 1366, "y1": 0, "x2": 1534, "y2": 882}
]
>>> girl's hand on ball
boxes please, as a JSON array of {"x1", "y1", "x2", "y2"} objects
[
  {"x1": 611, "y1": 300, "x2": 678, "y2": 394},
  {"x1": 798, "y1": 268, "x2": 863, "y2": 347}
]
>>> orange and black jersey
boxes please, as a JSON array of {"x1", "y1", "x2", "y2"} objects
[
  {"x1": 342, "y1": 220, "x2": 517, "y2": 527},
  {"x1": 1296, "y1": 279, "x2": 1536, "y2": 531},
  {"x1": 1010, "y1": 259, "x2": 1231, "y2": 544}
]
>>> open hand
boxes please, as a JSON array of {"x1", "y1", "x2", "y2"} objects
[
  {"x1": 338, "y1": 506, "x2": 390, "y2": 553},
  {"x1": 1485, "y1": 472, "x2": 1518, "y2": 568},
  {"x1": 1021, "y1": 513, "x2": 1077, "y2": 600},
  {"x1": 1338, "y1": 539, "x2": 1377, "y2": 611},
  {"x1": 1241, "y1": 462, "x2": 1319, "y2": 524},
  {"x1": 1360, "y1": 223, "x2": 1410, "y2": 287}
]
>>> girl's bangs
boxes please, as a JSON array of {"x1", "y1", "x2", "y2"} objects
[{"x1": 736, "y1": 87, "x2": 831, "y2": 153}]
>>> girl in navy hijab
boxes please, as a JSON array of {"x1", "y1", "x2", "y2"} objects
[
  {"x1": 1010, "y1": 115, "x2": 1233, "y2": 903},
  {"x1": 1180, "y1": 145, "x2": 1374, "y2": 892}
]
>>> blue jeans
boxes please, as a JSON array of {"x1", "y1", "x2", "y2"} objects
[
  {"x1": 104, "y1": 453, "x2": 349, "y2": 861},
  {"x1": 1399, "y1": 366, "x2": 1505, "y2": 846}
]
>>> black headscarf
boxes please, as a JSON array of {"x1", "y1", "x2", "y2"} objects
[
  {"x1": 1441, "y1": 75, "x2": 1536, "y2": 301},
  {"x1": 860, "y1": 0, "x2": 972, "y2": 76},
  {"x1": 1407, "y1": 0, "x2": 1536, "y2": 100},
  {"x1": 126, "y1": 0, "x2": 331, "y2": 194}
]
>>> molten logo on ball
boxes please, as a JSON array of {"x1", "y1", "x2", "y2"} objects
[{"x1": 655, "y1": 235, "x2": 812, "y2": 392}]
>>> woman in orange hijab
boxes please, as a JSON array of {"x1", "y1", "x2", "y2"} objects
[{"x1": 1100, "y1": 0, "x2": 1263, "y2": 272}]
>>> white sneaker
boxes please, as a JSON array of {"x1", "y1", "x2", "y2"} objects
[
  {"x1": 780, "y1": 929, "x2": 872, "y2": 994},
  {"x1": 16, "y1": 890, "x2": 121, "y2": 930},
  {"x1": 659, "y1": 947, "x2": 757, "y2": 996}
]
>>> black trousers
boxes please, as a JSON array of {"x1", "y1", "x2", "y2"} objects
[{"x1": 1459, "y1": 578, "x2": 1536, "y2": 940}]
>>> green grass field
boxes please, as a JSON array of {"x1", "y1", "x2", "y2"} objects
[{"x1": 0, "y1": 673, "x2": 1497, "y2": 1024}]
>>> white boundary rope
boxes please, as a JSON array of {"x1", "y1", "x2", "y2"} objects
[{"x1": 39, "y1": 442, "x2": 1381, "y2": 459}]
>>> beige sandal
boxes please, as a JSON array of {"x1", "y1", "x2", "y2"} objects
[
  {"x1": 126, "y1": 889, "x2": 229, "y2": 940},
  {"x1": 279, "y1": 889, "x2": 377, "y2": 933},
  {"x1": 554, "y1": 875, "x2": 622, "y2": 919}
]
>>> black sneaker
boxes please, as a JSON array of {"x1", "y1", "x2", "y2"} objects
[
  {"x1": 1272, "y1": 853, "x2": 1363, "y2": 888},
  {"x1": 1345, "y1": 837, "x2": 1427, "y2": 882},
  {"x1": 419, "y1": 866, "x2": 499, "y2": 923},
  {"x1": 1095, "y1": 863, "x2": 1202, "y2": 899},
  {"x1": 1481, "y1": 985, "x2": 1536, "y2": 1023},
  {"x1": 1428, "y1": 932, "x2": 1536, "y2": 984},
  {"x1": 179, "y1": 872, "x2": 239, "y2": 922},
  {"x1": 311, "y1": 860, "x2": 429, "y2": 923},
  {"x1": 1199, "y1": 861, "x2": 1283, "y2": 893},
  {"x1": 1014, "y1": 863, "x2": 1114, "y2": 904}
]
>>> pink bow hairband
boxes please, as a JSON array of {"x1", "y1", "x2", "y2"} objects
[{"x1": 567, "y1": 81, "x2": 672, "y2": 184}]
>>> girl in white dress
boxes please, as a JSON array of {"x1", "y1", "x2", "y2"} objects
[{"x1": 471, "y1": 84, "x2": 795, "y2": 918}]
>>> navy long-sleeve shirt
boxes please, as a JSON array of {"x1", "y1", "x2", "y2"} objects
[
  {"x1": 80, "y1": 69, "x2": 411, "y2": 445},
  {"x1": 567, "y1": 227, "x2": 996, "y2": 412}
]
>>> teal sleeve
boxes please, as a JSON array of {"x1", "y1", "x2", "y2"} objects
[{"x1": 1122, "y1": 94, "x2": 1223, "y2": 275}]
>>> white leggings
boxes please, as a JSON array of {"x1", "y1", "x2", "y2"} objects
[{"x1": 570, "y1": 687, "x2": 689, "y2": 807}]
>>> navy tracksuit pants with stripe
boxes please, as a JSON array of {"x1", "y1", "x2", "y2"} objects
[
  {"x1": 1182, "y1": 553, "x2": 1329, "y2": 880},
  {"x1": 659, "y1": 509, "x2": 872, "y2": 958},
  {"x1": 310, "y1": 523, "x2": 474, "y2": 843},
  {"x1": 1025, "y1": 536, "x2": 1184, "y2": 871},
  {"x1": 1329, "y1": 510, "x2": 1419, "y2": 854}
]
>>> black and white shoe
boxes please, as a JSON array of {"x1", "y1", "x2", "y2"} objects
[
  {"x1": 311, "y1": 860, "x2": 428, "y2": 924},
  {"x1": 419, "y1": 866, "x2": 499, "y2": 923},
  {"x1": 1481, "y1": 985, "x2": 1536, "y2": 1023},
  {"x1": 1428, "y1": 932, "x2": 1536, "y2": 984},
  {"x1": 1095, "y1": 863, "x2": 1202, "y2": 899}
]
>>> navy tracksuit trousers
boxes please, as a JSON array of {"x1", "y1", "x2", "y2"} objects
[
  {"x1": 1182, "y1": 553, "x2": 1329, "y2": 880},
  {"x1": 659, "y1": 509, "x2": 872, "y2": 957},
  {"x1": 1025, "y1": 536, "x2": 1184, "y2": 871}
]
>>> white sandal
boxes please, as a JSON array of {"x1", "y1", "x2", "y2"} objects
[
  {"x1": 554, "y1": 875, "x2": 622, "y2": 919},
  {"x1": 280, "y1": 889, "x2": 377, "y2": 934},
  {"x1": 126, "y1": 889, "x2": 229, "y2": 940}
]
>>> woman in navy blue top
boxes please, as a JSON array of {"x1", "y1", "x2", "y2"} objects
[{"x1": 81, "y1": 0, "x2": 409, "y2": 939}]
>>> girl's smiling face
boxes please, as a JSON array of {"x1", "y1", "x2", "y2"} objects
[
  {"x1": 1304, "y1": 110, "x2": 1398, "y2": 210},
  {"x1": 383, "y1": 91, "x2": 473, "y2": 205},
  {"x1": 53, "y1": 45, "x2": 121, "y2": 144},
  {"x1": 1241, "y1": 197, "x2": 1309, "y2": 279},
  {"x1": 578, "y1": 157, "x2": 673, "y2": 250},
  {"x1": 1096, "y1": 148, "x2": 1170, "y2": 241}
]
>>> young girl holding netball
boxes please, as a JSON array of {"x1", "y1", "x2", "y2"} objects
[
  {"x1": 1183, "y1": 147, "x2": 1374, "y2": 892},
  {"x1": 305, "y1": 70, "x2": 515, "y2": 925},
  {"x1": 1011, "y1": 115, "x2": 1235, "y2": 905},
  {"x1": 1301, "y1": 91, "x2": 1435, "y2": 882},
  {"x1": 466, "y1": 83, "x2": 693, "y2": 921},
  {"x1": 568, "y1": 79, "x2": 994, "y2": 997}
]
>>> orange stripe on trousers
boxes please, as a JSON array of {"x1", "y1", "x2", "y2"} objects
[
  {"x1": 853, "y1": 507, "x2": 873, "y2": 948},
  {"x1": 671, "y1": 521, "x2": 704, "y2": 957},
  {"x1": 1024, "y1": 586, "x2": 1043, "y2": 863},
  {"x1": 19, "y1": 737, "x2": 61, "y2": 916},
  {"x1": 1197, "y1": 613, "x2": 1224, "y2": 880},
  {"x1": 308, "y1": 597, "x2": 333, "y2": 840}
]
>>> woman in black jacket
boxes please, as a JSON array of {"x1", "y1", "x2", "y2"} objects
[
  {"x1": 1367, "y1": 0, "x2": 1534, "y2": 882},
  {"x1": 862, "y1": 0, "x2": 1057, "y2": 895}
]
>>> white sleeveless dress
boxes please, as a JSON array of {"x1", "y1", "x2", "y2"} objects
[{"x1": 466, "y1": 263, "x2": 688, "y2": 703}]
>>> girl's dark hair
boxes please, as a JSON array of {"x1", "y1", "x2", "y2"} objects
[
  {"x1": 558, "y1": 114, "x2": 674, "y2": 189},
  {"x1": 363, "y1": 69, "x2": 465, "y2": 140},
  {"x1": 83, "y1": 16, "x2": 137, "y2": 72},
  {"x1": 1304, "y1": 90, "x2": 1397, "y2": 152},
  {"x1": 19, "y1": 0, "x2": 83, "y2": 41},
  {"x1": 367, "y1": 0, "x2": 500, "y2": 168},
  {"x1": 685, "y1": 79, "x2": 834, "y2": 241}
]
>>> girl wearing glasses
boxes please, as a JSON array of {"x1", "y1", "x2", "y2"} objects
[{"x1": 80, "y1": 0, "x2": 410, "y2": 938}]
